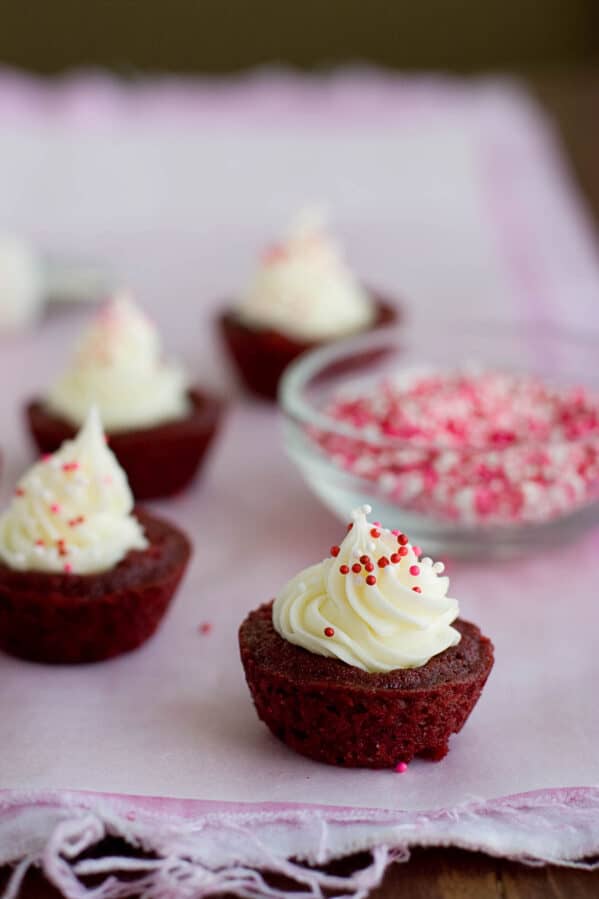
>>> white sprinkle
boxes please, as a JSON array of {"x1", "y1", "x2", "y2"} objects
[{"x1": 433, "y1": 562, "x2": 445, "y2": 574}]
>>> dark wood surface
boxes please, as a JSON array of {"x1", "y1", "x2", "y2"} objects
[{"x1": 3, "y1": 69, "x2": 599, "y2": 898}]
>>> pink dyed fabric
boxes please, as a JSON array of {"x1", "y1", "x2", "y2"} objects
[{"x1": 0, "y1": 70, "x2": 599, "y2": 893}]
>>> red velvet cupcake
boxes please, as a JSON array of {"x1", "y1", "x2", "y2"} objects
[
  {"x1": 0, "y1": 409, "x2": 191, "y2": 664},
  {"x1": 26, "y1": 292, "x2": 223, "y2": 500},
  {"x1": 220, "y1": 211, "x2": 399, "y2": 400},
  {"x1": 239, "y1": 505, "x2": 493, "y2": 768}
]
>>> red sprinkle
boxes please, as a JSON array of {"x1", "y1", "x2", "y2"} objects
[
  {"x1": 365, "y1": 575, "x2": 377, "y2": 586},
  {"x1": 347, "y1": 523, "x2": 353, "y2": 532},
  {"x1": 359, "y1": 554, "x2": 370, "y2": 564},
  {"x1": 398, "y1": 534, "x2": 409, "y2": 546},
  {"x1": 339, "y1": 565, "x2": 350, "y2": 575},
  {"x1": 352, "y1": 563, "x2": 362, "y2": 574},
  {"x1": 390, "y1": 553, "x2": 401, "y2": 564},
  {"x1": 330, "y1": 545, "x2": 340, "y2": 557},
  {"x1": 412, "y1": 586, "x2": 422, "y2": 593},
  {"x1": 398, "y1": 546, "x2": 409, "y2": 557},
  {"x1": 324, "y1": 627, "x2": 335, "y2": 638},
  {"x1": 365, "y1": 561, "x2": 375, "y2": 572},
  {"x1": 61, "y1": 462, "x2": 79, "y2": 473},
  {"x1": 370, "y1": 528, "x2": 381, "y2": 538},
  {"x1": 50, "y1": 504, "x2": 61, "y2": 515},
  {"x1": 378, "y1": 556, "x2": 389, "y2": 568},
  {"x1": 199, "y1": 622, "x2": 212, "y2": 635},
  {"x1": 68, "y1": 516, "x2": 85, "y2": 528},
  {"x1": 409, "y1": 565, "x2": 420, "y2": 576},
  {"x1": 312, "y1": 371, "x2": 599, "y2": 527},
  {"x1": 14, "y1": 487, "x2": 25, "y2": 497}
]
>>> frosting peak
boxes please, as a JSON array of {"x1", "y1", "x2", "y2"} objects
[
  {"x1": 273, "y1": 506, "x2": 460, "y2": 672},
  {"x1": 46, "y1": 291, "x2": 190, "y2": 431},
  {"x1": 0, "y1": 408, "x2": 148, "y2": 574},
  {"x1": 236, "y1": 209, "x2": 374, "y2": 341}
]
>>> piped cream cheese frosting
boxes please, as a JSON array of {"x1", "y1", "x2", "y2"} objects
[
  {"x1": 46, "y1": 291, "x2": 190, "y2": 432},
  {"x1": 273, "y1": 506, "x2": 460, "y2": 672},
  {"x1": 236, "y1": 209, "x2": 374, "y2": 341},
  {"x1": 0, "y1": 407, "x2": 148, "y2": 574}
]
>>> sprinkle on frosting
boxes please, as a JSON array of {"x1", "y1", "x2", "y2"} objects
[
  {"x1": 46, "y1": 291, "x2": 190, "y2": 432},
  {"x1": 0, "y1": 407, "x2": 148, "y2": 574},
  {"x1": 272, "y1": 506, "x2": 460, "y2": 673},
  {"x1": 235, "y1": 207, "x2": 374, "y2": 341}
]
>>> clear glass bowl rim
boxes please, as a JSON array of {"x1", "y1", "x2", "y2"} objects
[{"x1": 278, "y1": 319, "x2": 599, "y2": 454}]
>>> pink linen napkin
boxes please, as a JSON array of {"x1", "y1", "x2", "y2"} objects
[{"x1": 0, "y1": 69, "x2": 599, "y2": 898}]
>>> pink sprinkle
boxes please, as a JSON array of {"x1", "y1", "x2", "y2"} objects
[
  {"x1": 412, "y1": 546, "x2": 422, "y2": 557},
  {"x1": 125, "y1": 811, "x2": 136, "y2": 821},
  {"x1": 395, "y1": 762, "x2": 408, "y2": 774},
  {"x1": 35, "y1": 539, "x2": 45, "y2": 547},
  {"x1": 62, "y1": 461, "x2": 79, "y2": 473},
  {"x1": 391, "y1": 529, "x2": 400, "y2": 535},
  {"x1": 409, "y1": 565, "x2": 420, "y2": 576},
  {"x1": 373, "y1": 521, "x2": 382, "y2": 527},
  {"x1": 50, "y1": 504, "x2": 61, "y2": 514},
  {"x1": 41, "y1": 454, "x2": 51, "y2": 463},
  {"x1": 199, "y1": 622, "x2": 212, "y2": 635},
  {"x1": 262, "y1": 244, "x2": 287, "y2": 265},
  {"x1": 311, "y1": 370, "x2": 599, "y2": 527},
  {"x1": 63, "y1": 563, "x2": 72, "y2": 574}
]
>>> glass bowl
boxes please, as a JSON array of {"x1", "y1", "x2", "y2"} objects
[{"x1": 279, "y1": 321, "x2": 599, "y2": 559}]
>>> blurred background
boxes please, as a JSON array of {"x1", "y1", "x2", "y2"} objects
[
  {"x1": 1, "y1": 0, "x2": 598, "y2": 75},
  {"x1": 3, "y1": 1, "x2": 598, "y2": 223}
]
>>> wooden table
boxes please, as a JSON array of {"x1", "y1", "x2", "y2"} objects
[{"x1": 3, "y1": 68, "x2": 599, "y2": 898}]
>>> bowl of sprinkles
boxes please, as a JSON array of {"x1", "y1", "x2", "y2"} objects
[{"x1": 280, "y1": 321, "x2": 599, "y2": 558}]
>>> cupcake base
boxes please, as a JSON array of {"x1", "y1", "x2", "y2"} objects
[
  {"x1": 26, "y1": 389, "x2": 223, "y2": 500},
  {"x1": 220, "y1": 296, "x2": 398, "y2": 401},
  {"x1": 239, "y1": 602, "x2": 494, "y2": 768},
  {"x1": 0, "y1": 510, "x2": 191, "y2": 664}
]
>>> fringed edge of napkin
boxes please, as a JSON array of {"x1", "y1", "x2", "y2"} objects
[{"x1": 1, "y1": 787, "x2": 598, "y2": 898}]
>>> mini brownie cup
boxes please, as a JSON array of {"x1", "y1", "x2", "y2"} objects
[
  {"x1": 221, "y1": 212, "x2": 399, "y2": 400},
  {"x1": 0, "y1": 509, "x2": 190, "y2": 665},
  {"x1": 0, "y1": 408, "x2": 191, "y2": 664},
  {"x1": 26, "y1": 292, "x2": 223, "y2": 500},
  {"x1": 219, "y1": 295, "x2": 397, "y2": 401},
  {"x1": 239, "y1": 506, "x2": 493, "y2": 768},
  {"x1": 26, "y1": 389, "x2": 223, "y2": 501}
]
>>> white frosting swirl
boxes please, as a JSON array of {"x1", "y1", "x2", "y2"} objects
[
  {"x1": 46, "y1": 292, "x2": 190, "y2": 432},
  {"x1": 273, "y1": 506, "x2": 460, "y2": 672},
  {"x1": 236, "y1": 209, "x2": 374, "y2": 341},
  {"x1": 0, "y1": 235, "x2": 44, "y2": 333},
  {"x1": 0, "y1": 408, "x2": 148, "y2": 574}
]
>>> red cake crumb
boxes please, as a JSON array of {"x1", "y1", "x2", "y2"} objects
[
  {"x1": 0, "y1": 509, "x2": 191, "y2": 665},
  {"x1": 26, "y1": 389, "x2": 223, "y2": 501},
  {"x1": 239, "y1": 602, "x2": 494, "y2": 768},
  {"x1": 219, "y1": 296, "x2": 398, "y2": 401}
]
